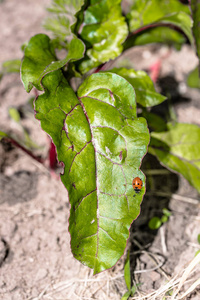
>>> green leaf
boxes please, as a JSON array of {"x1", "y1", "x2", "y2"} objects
[
  {"x1": 35, "y1": 71, "x2": 149, "y2": 274},
  {"x1": 108, "y1": 68, "x2": 166, "y2": 107},
  {"x1": 43, "y1": 0, "x2": 85, "y2": 41},
  {"x1": 121, "y1": 285, "x2": 137, "y2": 300},
  {"x1": 80, "y1": 0, "x2": 128, "y2": 64},
  {"x1": 2, "y1": 109, "x2": 39, "y2": 150},
  {"x1": 121, "y1": 291, "x2": 131, "y2": 300},
  {"x1": 131, "y1": 285, "x2": 137, "y2": 295},
  {"x1": 197, "y1": 234, "x2": 200, "y2": 244},
  {"x1": 21, "y1": 34, "x2": 56, "y2": 92},
  {"x1": 191, "y1": 0, "x2": 200, "y2": 63},
  {"x1": 155, "y1": 12, "x2": 193, "y2": 46},
  {"x1": 148, "y1": 217, "x2": 162, "y2": 230},
  {"x1": 161, "y1": 215, "x2": 168, "y2": 223},
  {"x1": 127, "y1": 0, "x2": 190, "y2": 28},
  {"x1": 78, "y1": 57, "x2": 100, "y2": 74},
  {"x1": 149, "y1": 123, "x2": 200, "y2": 193},
  {"x1": 70, "y1": 0, "x2": 88, "y2": 35},
  {"x1": 187, "y1": 66, "x2": 200, "y2": 89},
  {"x1": 43, "y1": 16, "x2": 71, "y2": 42},
  {"x1": 127, "y1": 0, "x2": 193, "y2": 45},
  {"x1": 0, "y1": 131, "x2": 9, "y2": 141},
  {"x1": 9, "y1": 107, "x2": 21, "y2": 123},
  {"x1": 140, "y1": 111, "x2": 167, "y2": 132},
  {"x1": 127, "y1": 0, "x2": 190, "y2": 29},
  {"x1": 0, "y1": 59, "x2": 21, "y2": 80},
  {"x1": 1, "y1": 59, "x2": 21, "y2": 73},
  {"x1": 162, "y1": 208, "x2": 171, "y2": 217},
  {"x1": 124, "y1": 250, "x2": 131, "y2": 291},
  {"x1": 123, "y1": 27, "x2": 186, "y2": 50},
  {"x1": 195, "y1": 249, "x2": 200, "y2": 256},
  {"x1": 21, "y1": 34, "x2": 85, "y2": 92}
]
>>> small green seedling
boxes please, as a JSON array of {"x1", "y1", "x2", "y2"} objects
[
  {"x1": 121, "y1": 250, "x2": 139, "y2": 300},
  {"x1": 8, "y1": 107, "x2": 39, "y2": 150},
  {"x1": 195, "y1": 234, "x2": 200, "y2": 256},
  {"x1": 148, "y1": 208, "x2": 172, "y2": 230}
]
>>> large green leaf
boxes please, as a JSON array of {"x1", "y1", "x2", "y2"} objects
[
  {"x1": 108, "y1": 68, "x2": 166, "y2": 107},
  {"x1": 191, "y1": 0, "x2": 200, "y2": 64},
  {"x1": 127, "y1": 0, "x2": 193, "y2": 45},
  {"x1": 34, "y1": 71, "x2": 149, "y2": 273},
  {"x1": 80, "y1": 0, "x2": 128, "y2": 64},
  {"x1": 149, "y1": 123, "x2": 200, "y2": 193},
  {"x1": 21, "y1": 34, "x2": 85, "y2": 92}
]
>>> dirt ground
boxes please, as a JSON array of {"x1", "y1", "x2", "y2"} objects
[{"x1": 0, "y1": 1, "x2": 200, "y2": 299}]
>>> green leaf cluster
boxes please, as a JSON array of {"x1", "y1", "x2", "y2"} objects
[
  {"x1": 20, "y1": 30, "x2": 150, "y2": 274},
  {"x1": 15, "y1": 0, "x2": 200, "y2": 275},
  {"x1": 42, "y1": 0, "x2": 195, "y2": 73}
]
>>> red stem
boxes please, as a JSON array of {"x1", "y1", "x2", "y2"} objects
[
  {"x1": 5, "y1": 137, "x2": 43, "y2": 163},
  {"x1": 49, "y1": 141, "x2": 57, "y2": 169}
]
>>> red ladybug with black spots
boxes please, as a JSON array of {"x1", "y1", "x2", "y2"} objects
[{"x1": 132, "y1": 177, "x2": 143, "y2": 194}]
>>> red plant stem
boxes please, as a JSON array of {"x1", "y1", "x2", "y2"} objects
[
  {"x1": 6, "y1": 137, "x2": 43, "y2": 163},
  {"x1": 127, "y1": 22, "x2": 185, "y2": 39},
  {"x1": 48, "y1": 140, "x2": 57, "y2": 169},
  {"x1": 94, "y1": 63, "x2": 105, "y2": 73}
]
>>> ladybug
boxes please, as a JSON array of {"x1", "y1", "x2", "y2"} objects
[{"x1": 132, "y1": 177, "x2": 143, "y2": 193}]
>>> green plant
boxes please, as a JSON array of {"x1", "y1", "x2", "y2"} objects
[
  {"x1": 1, "y1": 0, "x2": 200, "y2": 274},
  {"x1": 121, "y1": 250, "x2": 139, "y2": 300},
  {"x1": 0, "y1": 106, "x2": 42, "y2": 163},
  {"x1": 195, "y1": 234, "x2": 200, "y2": 256},
  {"x1": 148, "y1": 208, "x2": 172, "y2": 230}
]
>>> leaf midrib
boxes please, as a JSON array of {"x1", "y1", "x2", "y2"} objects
[{"x1": 78, "y1": 96, "x2": 100, "y2": 263}]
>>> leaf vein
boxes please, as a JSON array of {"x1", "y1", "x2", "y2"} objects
[
  {"x1": 96, "y1": 150, "x2": 125, "y2": 166},
  {"x1": 79, "y1": 94, "x2": 128, "y2": 119},
  {"x1": 99, "y1": 227, "x2": 116, "y2": 242},
  {"x1": 69, "y1": 141, "x2": 92, "y2": 174},
  {"x1": 75, "y1": 189, "x2": 97, "y2": 211},
  {"x1": 100, "y1": 191, "x2": 126, "y2": 197},
  {"x1": 78, "y1": 97, "x2": 100, "y2": 261}
]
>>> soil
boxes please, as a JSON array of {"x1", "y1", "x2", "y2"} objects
[{"x1": 0, "y1": 1, "x2": 200, "y2": 299}]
